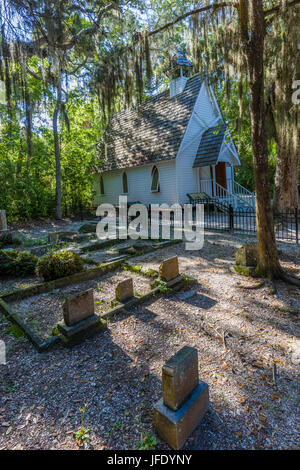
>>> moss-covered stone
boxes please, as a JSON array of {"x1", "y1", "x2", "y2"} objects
[
  {"x1": 144, "y1": 268, "x2": 159, "y2": 278},
  {"x1": 233, "y1": 265, "x2": 255, "y2": 277},
  {"x1": 151, "y1": 278, "x2": 172, "y2": 294},
  {"x1": 235, "y1": 244, "x2": 257, "y2": 267},
  {"x1": 122, "y1": 264, "x2": 142, "y2": 273}
]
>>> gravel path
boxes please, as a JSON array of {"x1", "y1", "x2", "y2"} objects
[{"x1": 0, "y1": 231, "x2": 299, "y2": 450}]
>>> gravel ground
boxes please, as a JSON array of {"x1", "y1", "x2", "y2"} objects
[
  {"x1": 0, "y1": 276, "x2": 41, "y2": 296},
  {"x1": 0, "y1": 231, "x2": 299, "y2": 450}
]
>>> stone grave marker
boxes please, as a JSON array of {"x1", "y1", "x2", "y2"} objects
[
  {"x1": 63, "y1": 288, "x2": 94, "y2": 326},
  {"x1": 153, "y1": 346, "x2": 209, "y2": 450},
  {"x1": 235, "y1": 244, "x2": 257, "y2": 267},
  {"x1": 162, "y1": 346, "x2": 199, "y2": 411},
  {"x1": 57, "y1": 288, "x2": 106, "y2": 346},
  {"x1": 233, "y1": 243, "x2": 258, "y2": 276},
  {"x1": 115, "y1": 278, "x2": 134, "y2": 302},
  {"x1": 0, "y1": 210, "x2": 7, "y2": 231},
  {"x1": 159, "y1": 256, "x2": 182, "y2": 287}
]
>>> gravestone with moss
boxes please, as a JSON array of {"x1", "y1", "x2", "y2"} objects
[
  {"x1": 233, "y1": 244, "x2": 257, "y2": 276},
  {"x1": 159, "y1": 256, "x2": 182, "y2": 287},
  {"x1": 153, "y1": 346, "x2": 209, "y2": 450},
  {"x1": 115, "y1": 278, "x2": 134, "y2": 302},
  {"x1": 57, "y1": 288, "x2": 106, "y2": 346}
]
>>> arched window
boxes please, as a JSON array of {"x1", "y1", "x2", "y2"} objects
[
  {"x1": 151, "y1": 166, "x2": 160, "y2": 192},
  {"x1": 122, "y1": 171, "x2": 128, "y2": 193},
  {"x1": 100, "y1": 175, "x2": 105, "y2": 195}
]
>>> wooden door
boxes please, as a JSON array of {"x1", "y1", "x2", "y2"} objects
[{"x1": 215, "y1": 162, "x2": 227, "y2": 189}]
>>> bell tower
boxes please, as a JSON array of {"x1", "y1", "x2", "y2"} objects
[{"x1": 169, "y1": 48, "x2": 193, "y2": 98}]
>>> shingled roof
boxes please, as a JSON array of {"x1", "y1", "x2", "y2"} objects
[
  {"x1": 193, "y1": 124, "x2": 226, "y2": 168},
  {"x1": 97, "y1": 74, "x2": 202, "y2": 172}
]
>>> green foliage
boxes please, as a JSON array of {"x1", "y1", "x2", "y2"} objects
[
  {"x1": 22, "y1": 237, "x2": 48, "y2": 247},
  {"x1": 0, "y1": 0, "x2": 292, "y2": 224},
  {"x1": 0, "y1": 231, "x2": 22, "y2": 248},
  {"x1": 0, "y1": 250, "x2": 38, "y2": 277},
  {"x1": 122, "y1": 263, "x2": 142, "y2": 273},
  {"x1": 110, "y1": 299, "x2": 121, "y2": 308},
  {"x1": 75, "y1": 404, "x2": 90, "y2": 444},
  {"x1": 5, "y1": 324, "x2": 25, "y2": 338},
  {"x1": 36, "y1": 250, "x2": 84, "y2": 281},
  {"x1": 137, "y1": 432, "x2": 157, "y2": 450},
  {"x1": 144, "y1": 268, "x2": 159, "y2": 278},
  {"x1": 150, "y1": 278, "x2": 172, "y2": 294},
  {"x1": 0, "y1": 99, "x2": 100, "y2": 222}
]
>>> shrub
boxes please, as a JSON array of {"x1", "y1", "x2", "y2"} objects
[
  {"x1": 36, "y1": 250, "x2": 84, "y2": 281},
  {"x1": 0, "y1": 250, "x2": 38, "y2": 277},
  {"x1": 0, "y1": 231, "x2": 22, "y2": 247}
]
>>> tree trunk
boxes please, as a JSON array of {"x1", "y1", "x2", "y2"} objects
[
  {"x1": 273, "y1": 140, "x2": 299, "y2": 213},
  {"x1": 4, "y1": 56, "x2": 13, "y2": 131},
  {"x1": 271, "y1": 8, "x2": 300, "y2": 214},
  {"x1": 24, "y1": 79, "x2": 32, "y2": 183},
  {"x1": 240, "y1": 0, "x2": 283, "y2": 278},
  {"x1": 53, "y1": 74, "x2": 62, "y2": 219}
]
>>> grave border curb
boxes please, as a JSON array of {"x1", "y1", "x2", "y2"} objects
[
  {"x1": 0, "y1": 259, "x2": 123, "y2": 352},
  {"x1": 0, "y1": 239, "x2": 186, "y2": 351},
  {"x1": 1, "y1": 259, "x2": 123, "y2": 302}
]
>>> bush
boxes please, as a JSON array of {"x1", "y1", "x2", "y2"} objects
[
  {"x1": 0, "y1": 250, "x2": 38, "y2": 277},
  {"x1": 36, "y1": 250, "x2": 84, "y2": 281},
  {"x1": 0, "y1": 231, "x2": 22, "y2": 247}
]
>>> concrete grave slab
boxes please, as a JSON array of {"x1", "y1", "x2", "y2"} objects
[
  {"x1": 154, "y1": 381, "x2": 209, "y2": 450},
  {"x1": 154, "y1": 346, "x2": 209, "y2": 449}
]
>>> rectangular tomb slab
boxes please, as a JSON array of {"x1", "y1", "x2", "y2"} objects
[
  {"x1": 162, "y1": 346, "x2": 199, "y2": 411},
  {"x1": 115, "y1": 278, "x2": 134, "y2": 302},
  {"x1": 159, "y1": 256, "x2": 179, "y2": 281},
  {"x1": 48, "y1": 231, "x2": 76, "y2": 242},
  {"x1": 63, "y1": 288, "x2": 94, "y2": 326},
  {"x1": 58, "y1": 315, "x2": 107, "y2": 348},
  {"x1": 58, "y1": 313, "x2": 100, "y2": 337},
  {"x1": 154, "y1": 380, "x2": 209, "y2": 450}
]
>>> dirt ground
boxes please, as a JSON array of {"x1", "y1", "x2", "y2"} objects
[{"x1": 0, "y1": 231, "x2": 299, "y2": 450}]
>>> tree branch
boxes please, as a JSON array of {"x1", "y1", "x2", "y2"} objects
[
  {"x1": 147, "y1": 2, "x2": 239, "y2": 37},
  {"x1": 264, "y1": 0, "x2": 300, "y2": 17},
  {"x1": 59, "y1": 3, "x2": 119, "y2": 50},
  {"x1": 26, "y1": 67, "x2": 43, "y2": 81}
]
